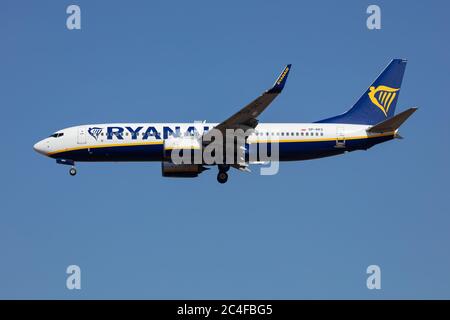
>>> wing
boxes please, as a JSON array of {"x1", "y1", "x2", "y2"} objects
[
  {"x1": 203, "y1": 64, "x2": 292, "y2": 139},
  {"x1": 201, "y1": 64, "x2": 292, "y2": 172}
]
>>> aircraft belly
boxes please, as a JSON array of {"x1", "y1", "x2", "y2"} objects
[
  {"x1": 258, "y1": 135, "x2": 394, "y2": 161},
  {"x1": 50, "y1": 144, "x2": 164, "y2": 162},
  {"x1": 49, "y1": 136, "x2": 393, "y2": 162}
]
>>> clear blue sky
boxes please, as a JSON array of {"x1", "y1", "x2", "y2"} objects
[{"x1": 1, "y1": 0, "x2": 449, "y2": 299}]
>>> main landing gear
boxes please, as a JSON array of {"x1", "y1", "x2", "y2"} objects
[
  {"x1": 217, "y1": 171, "x2": 228, "y2": 184},
  {"x1": 217, "y1": 164, "x2": 230, "y2": 184}
]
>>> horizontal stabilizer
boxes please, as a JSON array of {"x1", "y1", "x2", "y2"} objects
[{"x1": 367, "y1": 107, "x2": 417, "y2": 133}]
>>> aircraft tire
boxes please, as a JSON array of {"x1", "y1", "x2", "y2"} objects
[
  {"x1": 69, "y1": 167, "x2": 77, "y2": 176},
  {"x1": 217, "y1": 171, "x2": 228, "y2": 184}
]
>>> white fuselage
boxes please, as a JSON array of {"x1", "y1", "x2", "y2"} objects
[{"x1": 33, "y1": 122, "x2": 394, "y2": 161}]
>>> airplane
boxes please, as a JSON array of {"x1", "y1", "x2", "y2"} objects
[{"x1": 33, "y1": 59, "x2": 417, "y2": 184}]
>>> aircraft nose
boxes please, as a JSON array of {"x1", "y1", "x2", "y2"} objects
[{"x1": 33, "y1": 140, "x2": 48, "y2": 155}]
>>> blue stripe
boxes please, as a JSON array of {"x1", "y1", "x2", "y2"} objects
[{"x1": 49, "y1": 136, "x2": 394, "y2": 162}]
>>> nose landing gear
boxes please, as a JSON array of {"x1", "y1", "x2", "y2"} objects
[
  {"x1": 69, "y1": 167, "x2": 77, "y2": 176},
  {"x1": 56, "y1": 159, "x2": 77, "y2": 176}
]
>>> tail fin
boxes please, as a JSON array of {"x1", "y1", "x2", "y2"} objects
[{"x1": 316, "y1": 59, "x2": 407, "y2": 125}]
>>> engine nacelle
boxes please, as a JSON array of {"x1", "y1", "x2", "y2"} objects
[
  {"x1": 163, "y1": 136, "x2": 202, "y2": 162},
  {"x1": 161, "y1": 162, "x2": 206, "y2": 177},
  {"x1": 162, "y1": 137, "x2": 205, "y2": 177}
]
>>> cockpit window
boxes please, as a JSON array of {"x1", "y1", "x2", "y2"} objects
[{"x1": 50, "y1": 133, "x2": 64, "y2": 138}]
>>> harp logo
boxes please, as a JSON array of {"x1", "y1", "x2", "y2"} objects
[
  {"x1": 88, "y1": 127, "x2": 103, "y2": 140},
  {"x1": 368, "y1": 85, "x2": 399, "y2": 116}
]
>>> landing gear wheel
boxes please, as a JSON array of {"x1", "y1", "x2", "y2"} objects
[
  {"x1": 217, "y1": 171, "x2": 228, "y2": 184},
  {"x1": 69, "y1": 167, "x2": 77, "y2": 176}
]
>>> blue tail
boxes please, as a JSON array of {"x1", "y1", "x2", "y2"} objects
[{"x1": 316, "y1": 59, "x2": 407, "y2": 125}]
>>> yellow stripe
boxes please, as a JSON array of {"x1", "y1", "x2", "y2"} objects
[
  {"x1": 48, "y1": 132, "x2": 394, "y2": 155},
  {"x1": 380, "y1": 92, "x2": 387, "y2": 104},
  {"x1": 383, "y1": 92, "x2": 391, "y2": 105},
  {"x1": 165, "y1": 147, "x2": 201, "y2": 150},
  {"x1": 386, "y1": 92, "x2": 396, "y2": 111}
]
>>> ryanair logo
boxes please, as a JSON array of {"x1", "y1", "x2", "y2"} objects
[
  {"x1": 277, "y1": 66, "x2": 290, "y2": 85},
  {"x1": 88, "y1": 127, "x2": 103, "y2": 140},
  {"x1": 368, "y1": 85, "x2": 399, "y2": 116}
]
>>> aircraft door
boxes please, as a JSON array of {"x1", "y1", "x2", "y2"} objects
[
  {"x1": 77, "y1": 127, "x2": 87, "y2": 144},
  {"x1": 335, "y1": 126, "x2": 345, "y2": 148}
]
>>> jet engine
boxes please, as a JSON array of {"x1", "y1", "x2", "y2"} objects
[
  {"x1": 161, "y1": 137, "x2": 206, "y2": 177},
  {"x1": 161, "y1": 161, "x2": 207, "y2": 177}
]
